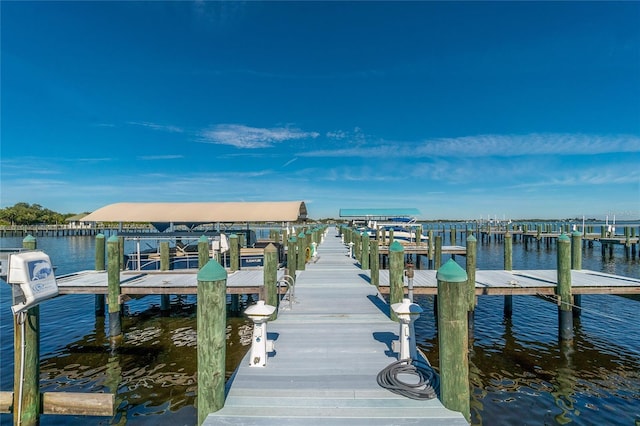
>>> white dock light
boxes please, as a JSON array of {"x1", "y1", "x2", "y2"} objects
[
  {"x1": 348, "y1": 241, "x2": 354, "y2": 258},
  {"x1": 391, "y1": 298, "x2": 423, "y2": 361},
  {"x1": 245, "y1": 300, "x2": 276, "y2": 367}
]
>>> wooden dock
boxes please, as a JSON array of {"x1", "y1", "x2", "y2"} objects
[
  {"x1": 204, "y1": 228, "x2": 468, "y2": 425},
  {"x1": 55, "y1": 269, "x2": 287, "y2": 296},
  {"x1": 376, "y1": 269, "x2": 640, "y2": 296}
]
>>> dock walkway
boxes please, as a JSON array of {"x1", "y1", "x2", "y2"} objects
[{"x1": 204, "y1": 228, "x2": 467, "y2": 425}]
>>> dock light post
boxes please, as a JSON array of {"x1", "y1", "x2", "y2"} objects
[
  {"x1": 311, "y1": 242, "x2": 318, "y2": 259},
  {"x1": 405, "y1": 261, "x2": 415, "y2": 302},
  {"x1": 391, "y1": 298, "x2": 423, "y2": 361},
  {"x1": 348, "y1": 241, "x2": 354, "y2": 258},
  {"x1": 245, "y1": 301, "x2": 276, "y2": 367}
]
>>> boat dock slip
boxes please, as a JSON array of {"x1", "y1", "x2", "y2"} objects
[
  {"x1": 55, "y1": 269, "x2": 286, "y2": 295},
  {"x1": 376, "y1": 269, "x2": 640, "y2": 296},
  {"x1": 204, "y1": 228, "x2": 467, "y2": 425}
]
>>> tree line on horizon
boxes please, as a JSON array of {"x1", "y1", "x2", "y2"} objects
[{"x1": 0, "y1": 202, "x2": 80, "y2": 226}]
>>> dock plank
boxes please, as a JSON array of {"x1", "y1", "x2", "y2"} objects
[{"x1": 204, "y1": 228, "x2": 468, "y2": 425}]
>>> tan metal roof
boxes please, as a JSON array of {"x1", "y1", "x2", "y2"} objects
[{"x1": 81, "y1": 201, "x2": 307, "y2": 223}]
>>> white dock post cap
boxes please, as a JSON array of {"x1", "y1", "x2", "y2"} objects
[
  {"x1": 391, "y1": 298, "x2": 423, "y2": 322},
  {"x1": 245, "y1": 300, "x2": 276, "y2": 321}
]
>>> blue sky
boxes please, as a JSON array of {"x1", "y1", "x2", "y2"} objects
[{"x1": 2, "y1": 1, "x2": 639, "y2": 220}]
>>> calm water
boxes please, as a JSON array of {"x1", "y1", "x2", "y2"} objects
[{"x1": 1, "y1": 228, "x2": 639, "y2": 425}]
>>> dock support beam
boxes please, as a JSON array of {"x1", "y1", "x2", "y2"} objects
[
  {"x1": 465, "y1": 235, "x2": 477, "y2": 335},
  {"x1": 557, "y1": 234, "x2": 573, "y2": 341},
  {"x1": 571, "y1": 231, "x2": 582, "y2": 318},
  {"x1": 230, "y1": 234, "x2": 239, "y2": 272},
  {"x1": 389, "y1": 241, "x2": 404, "y2": 322},
  {"x1": 504, "y1": 232, "x2": 513, "y2": 319},
  {"x1": 94, "y1": 233, "x2": 106, "y2": 316},
  {"x1": 160, "y1": 241, "x2": 171, "y2": 315},
  {"x1": 437, "y1": 259, "x2": 470, "y2": 422},
  {"x1": 263, "y1": 244, "x2": 278, "y2": 320},
  {"x1": 370, "y1": 239, "x2": 379, "y2": 288},
  {"x1": 361, "y1": 232, "x2": 370, "y2": 269},
  {"x1": 197, "y1": 260, "x2": 227, "y2": 425},
  {"x1": 107, "y1": 235, "x2": 122, "y2": 346},
  {"x1": 13, "y1": 235, "x2": 40, "y2": 426}
]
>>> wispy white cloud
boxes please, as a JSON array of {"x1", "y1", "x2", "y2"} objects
[
  {"x1": 199, "y1": 124, "x2": 319, "y2": 148},
  {"x1": 129, "y1": 121, "x2": 184, "y2": 133},
  {"x1": 299, "y1": 133, "x2": 640, "y2": 158},
  {"x1": 137, "y1": 154, "x2": 184, "y2": 160},
  {"x1": 282, "y1": 157, "x2": 298, "y2": 167}
]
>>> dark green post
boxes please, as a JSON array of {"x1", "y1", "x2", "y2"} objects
[
  {"x1": 107, "y1": 235, "x2": 122, "y2": 344},
  {"x1": 571, "y1": 230, "x2": 582, "y2": 318},
  {"x1": 118, "y1": 236, "x2": 125, "y2": 271},
  {"x1": 160, "y1": 241, "x2": 170, "y2": 271},
  {"x1": 197, "y1": 260, "x2": 227, "y2": 424},
  {"x1": 160, "y1": 241, "x2": 171, "y2": 314},
  {"x1": 370, "y1": 239, "x2": 379, "y2": 288},
  {"x1": 264, "y1": 243, "x2": 278, "y2": 320},
  {"x1": 466, "y1": 235, "x2": 477, "y2": 333},
  {"x1": 297, "y1": 232, "x2": 306, "y2": 270},
  {"x1": 504, "y1": 232, "x2": 513, "y2": 319},
  {"x1": 230, "y1": 234, "x2": 239, "y2": 272},
  {"x1": 389, "y1": 241, "x2": 405, "y2": 321},
  {"x1": 361, "y1": 232, "x2": 370, "y2": 269},
  {"x1": 437, "y1": 259, "x2": 470, "y2": 422},
  {"x1": 95, "y1": 233, "x2": 106, "y2": 316},
  {"x1": 13, "y1": 236, "x2": 40, "y2": 426},
  {"x1": 557, "y1": 234, "x2": 573, "y2": 341},
  {"x1": 198, "y1": 235, "x2": 209, "y2": 269},
  {"x1": 287, "y1": 236, "x2": 297, "y2": 281},
  {"x1": 428, "y1": 229, "x2": 434, "y2": 268}
]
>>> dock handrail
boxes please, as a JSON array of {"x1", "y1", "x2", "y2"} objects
[{"x1": 277, "y1": 274, "x2": 296, "y2": 310}]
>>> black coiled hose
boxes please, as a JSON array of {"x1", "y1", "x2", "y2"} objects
[{"x1": 376, "y1": 358, "x2": 440, "y2": 400}]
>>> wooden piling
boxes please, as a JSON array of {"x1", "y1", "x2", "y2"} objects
[
  {"x1": 198, "y1": 235, "x2": 210, "y2": 269},
  {"x1": 230, "y1": 234, "x2": 239, "y2": 272},
  {"x1": 571, "y1": 231, "x2": 582, "y2": 318},
  {"x1": 504, "y1": 232, "x2": 513, "y2": 319},
  {"x1": 361, "y1": 232, "x2": 370, "y2": 269},
  {"x1": 287, "y1": 236, "x2": 297, "y2": 282},
  {"x1": 557, "y1": 234, "x2": 573, "y2": 341},
  {"x1": 465, "y1": 235, "x2": 477, "y2": 333},
  {"x1": 263, "y1": 243, "x2": 278, "y2": 320},
  {"x1": 160, "y1": 241, "x2": 171, "y2": 314},
  {"x1": 297, "y1": 232, "x2": 306, "y2": 271},
  {"x1": 12, "y1": 236, "x2": 40, "y2": 426},
  {"x1": 436, "y1": 259, "x2": 470, "y2": 422},
  {"x1": 434, "y1": 235, "x2": 442, "y2": 270},
  {"x1": 107, "y1": 235, "x2": 122, "y2": 344},
  {"x1": 389, "y1": 241, "x2": 404, "y2": 322},
  {"x1": 95, "y1": 234, "x2": 106, "y2": 316},
  {"x1": 197, "y1": 260, "x2": 227, "y2": 425},
  {"x1": 370, "y1": 239, "x2": 379, "y2": 288}
]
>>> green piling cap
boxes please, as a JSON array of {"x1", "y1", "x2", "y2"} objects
[
  {"x1": 23, "y1": 235, "x2": 36, "y2": 242},
  {"x1": 198, "y1": 235, "x2": 208, "y2": 243},
  {"x1": 571, "y1": 230, "x2": 582, "y2": 237},
  {"x1": 107, "y1": 235, "x2": 119, "y2": 243},
  {"x1": 467, "y1": 235, "x2": 476, "y2": 242},
  {"x1": 229, "y1": 233, "x2": 238, "y2": 239},
  {"x1": 289, "y1": 236, "x2": 297, "y2": 242},
  {"x1": 298, "y1": 232, "x2": 305, "y2": 238},
  {"x1": 389, "y1": 241, "x2": 404, "y2": 252},
  {"x1": 436, "y1": 259, "x2": 468, "y2": 282},
  {"x1": 558, "y1": 233, "x2": 570, "y2": 242},
  {"x1": 197, "y1": 259, "x2": 227, "y2": 282}
]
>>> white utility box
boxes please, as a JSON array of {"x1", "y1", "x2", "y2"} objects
[{"x1": 7, "y1": 251, "x2": 58, "y2": 314}]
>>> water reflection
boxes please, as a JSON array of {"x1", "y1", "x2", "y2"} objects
[{"x1": 36, "y1": 298, "x2": 252, "y2": 425}]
